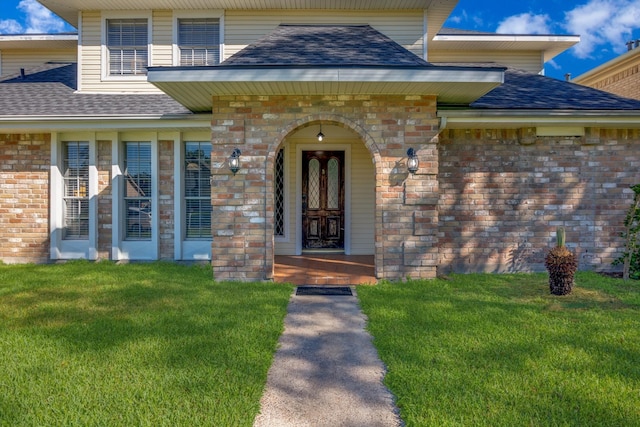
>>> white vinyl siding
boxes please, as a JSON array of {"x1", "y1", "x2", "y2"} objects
[
  {"x1": 153, "y1": 10, "x2": 174, "y2": 66},
  {"x1": 349, "y1": 141, "x2": 375, "y2": 255},
  {"x1": 80, "y1": 11, "x2": 162, "y2": 93},
  {"x1": 223, "y1": 10, "x2": 424, "y2": 60},
  {"x1": 429, "y1": 50, "x2": 544, "y2": 74},
  {"x1": 0, "y1": 49, "x2": 76, "y2": 78}
]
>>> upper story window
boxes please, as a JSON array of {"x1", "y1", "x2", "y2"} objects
[
  {"x1": 107, "y1": 18, "x2": 148, "y2": 76},
  {"x1": 178, "y1": 18, "x2": 220, "y2": 66}
]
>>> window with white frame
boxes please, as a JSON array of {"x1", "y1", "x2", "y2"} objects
[
  {"x1": 107, "y1": 18, "x2": 148, "y2": 75},
  {"x1": 274, "y1": 148, "x2": 285, "y2": 237},
  {"x1": 63, "y1": 142, "x2": 90, "y2": 240},
  {"x1": 178, "y1": 18, "x2": 220, "y2": 66},
  {"x1": 184, "y1": 142, "x2": 212, "y2": 238},
  {"x1": 124, "y1": 142, "x2": 152, "y2": 240}
]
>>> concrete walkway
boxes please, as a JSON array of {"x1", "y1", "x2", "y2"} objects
[{"x1": 253, "y1": 288, "x2": 402, "y2": 427}]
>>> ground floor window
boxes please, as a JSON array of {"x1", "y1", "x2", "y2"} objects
[
  {"x1": 124, "y1": 141, "x2": 152, "y2": 240},
  {"x1": 62, "y1": 142, "x2": 89, "y2": 239},
  {"x1": 184, "y1": 141, "x2": 212, "y2": 238}
]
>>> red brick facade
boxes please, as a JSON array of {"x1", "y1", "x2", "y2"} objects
[
  {"x1": 438, "y1": 127, "x2": 639, "y2": 274},
  {"x1": 209, "y1": 94, "x2": 440, "y2": 281},
  {"x1": 0, "y1": 134, "x2": 50, "y2": 263},
  {"x1": 0, "y1": 109, "x2": 638, "y2": 280}
]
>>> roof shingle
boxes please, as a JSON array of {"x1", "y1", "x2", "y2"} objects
[{"x1": 221, "y1": 24, "x2": 431, "y2": 67}]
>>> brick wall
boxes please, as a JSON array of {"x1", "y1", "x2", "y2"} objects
[
  {"x1": 588, "y1": 63, "x2": 640, "y2": 100},
  {"x1": 97, "y1": 140, "x2": 112, "y2": 259},
  {"x1": 0, "y1": 135, "x2": 50, "y2": 263},
  {"x1": 210, "y1": 94, "x2": 440, "y2": 281},
  {"x1": 438, "y1": 128, "x2": 640, "y2": 274},
  {"x1": 158, "y1": 139, "x2": 175, "y2": 259}
]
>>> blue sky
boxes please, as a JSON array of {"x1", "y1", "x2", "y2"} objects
[{"x1": 1, "y1": 0, "x2": 639, "y2": 81}]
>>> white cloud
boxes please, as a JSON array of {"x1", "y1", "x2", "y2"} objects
[
  {"x1": 564, "y1": 0, "x2": 640, "y2": 58},
  {"x1": 0, "y1": 19, "x2": 23, "y2": 34},
  {"x1": 496, "y1": 13, "x2": 552, "y2": 35},
  {"x1": 0, "y1": 0, "x2": 69, "y2": 34},
  {"x1": 19, "y1": 0, "x2": 67, "y2": 33}
]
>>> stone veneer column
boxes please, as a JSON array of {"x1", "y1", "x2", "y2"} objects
[{"x1": 210, "y1": 95, "x2": 440, "y2": 282}]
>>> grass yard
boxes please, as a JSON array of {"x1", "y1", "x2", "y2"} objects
[
  {"x1": 358, "y1": 272, "x2": 640, "y2": 427},
  {"x1": 0, "y1": 261, "x2": 294, "y2": 426}
]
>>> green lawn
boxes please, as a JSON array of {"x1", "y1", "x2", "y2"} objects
[
  {"x1": 358, "y1": 272, "x2": 640, "y2": 427},
  {"x1": 0, "y1": 261, "x2": 293, "y2": 426}
]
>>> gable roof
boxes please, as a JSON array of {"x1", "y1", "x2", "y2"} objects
[
  {"x1": 221, "y1": 25, "x2": 431, "y2": 67},
  {"x1": 148, "y1": 24, "x2": 505, "y2": 111}
]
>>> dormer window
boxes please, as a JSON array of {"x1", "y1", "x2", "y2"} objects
[
  {"x1": 178, "y1": 18, "x2": 220, "y2": 66},
  {"x1": 107, "y1": 18, "x2": 148, "y2": 75}
]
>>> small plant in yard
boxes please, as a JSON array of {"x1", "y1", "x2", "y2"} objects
[
  {"x1": 613, "y1": 183, "x2": 640, "y2": 280},
  {"x1": 545, "y1": 226, "x2": 577, "y2": 295}
]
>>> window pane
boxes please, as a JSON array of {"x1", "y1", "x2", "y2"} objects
[
  {"x1": 124, "y1": 142, "x2": 152, "y2": 240},
  {"x1": 107, "y1": 19, "x2": 148, "y2": 75},
  {"x1": 274, "y1": 149, "x2": 285, "y2": 236},
  {"x1": 308, "y1": 158, "x2": 320, "y2": 209},
  {"x1": 63, "y1": 142, "x2": 89, "y2": 239},
  {"x1": 178, "y1": 18, "x2": 220, "y2": 66},
  {"x1": 327, "y1": 158, "x2": 340, "y2": 210},
  {"x1": 185, "y1": 142, "x2": 212, "y2": 238}
]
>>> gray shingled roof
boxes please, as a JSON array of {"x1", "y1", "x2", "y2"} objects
[
  {"x1": 471, "y1": 68, "x2": 640, "y2": 110},
  {"x1": 0, "y1": 62, "x2": 192, "y2": 116},
  {"x1": 221, "y1": 24, "x2": 432, "y2": 67}
]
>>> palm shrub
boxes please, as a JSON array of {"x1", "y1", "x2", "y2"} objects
[{"x1": 544, "y1": 226, "x2": 577, "y2": 295}]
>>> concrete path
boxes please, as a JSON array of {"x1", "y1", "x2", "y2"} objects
[{"x1": 253, "y1": 288, "x2": 402, "y2": 427}]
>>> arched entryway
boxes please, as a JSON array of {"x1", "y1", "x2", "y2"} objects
[{"x1": 269, "y1": 117, "x2": 379, "y2": 284}]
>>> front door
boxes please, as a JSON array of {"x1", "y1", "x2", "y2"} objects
[{"x1": 302, "y1": 150, "x2": 345, "y2": 250}]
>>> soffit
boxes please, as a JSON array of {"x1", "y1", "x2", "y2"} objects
[
  {"x1": 147, "y1": 66, "x2": 504, "y2": 112},
  {"x1": 38, "y1": 0, "x2": 457, "y2": 30},
  {"x1": 431, "y1": 34, "x2": 579, "y2": 62}
]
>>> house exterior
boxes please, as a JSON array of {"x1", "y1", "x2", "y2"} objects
[
  {"x1": 1, "y1": 0, "x2": 639, "y2": 281},
  {"x1": 573, "y1": 41, "x2": 640, "y2": 100}
]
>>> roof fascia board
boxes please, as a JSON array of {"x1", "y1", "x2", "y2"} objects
[
  {"x1": 438, "y1": 109, "x2": 640, "y2": 128},
  {"x1": 433, "y1": 34, "x2": 580, "y2": 43},
  {"x1": 147, "y1": 66, "x2": 505, "y2": 85},
  {"x1": 0, "y1": 115, "x2": 211, "y2": 131}
]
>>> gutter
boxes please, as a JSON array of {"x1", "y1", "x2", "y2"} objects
[{"x1": 437, "y1": 109, "x2": 640, "y2": 128}]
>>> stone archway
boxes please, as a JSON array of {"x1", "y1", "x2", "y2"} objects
[{"x1": 209, "y1": 94, "x2": 440, "y2": 282}]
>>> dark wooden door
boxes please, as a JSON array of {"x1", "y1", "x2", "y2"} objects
[{"x1": 302, "y1": 151, "x2": 345, "y2": 250}]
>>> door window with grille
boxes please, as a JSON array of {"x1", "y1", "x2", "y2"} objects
[
  {"x1": 184, "y1": 142, "x2": 212, "y2": 238},
  {"x1": 107, "y1": 18, "x2": 148, "y2": 75},
  {"x1": 124, "y1": 142, "x2": 152, "y2": 240},
  {"x1": 63, "y1": 142, "x2": 89, "y2": 239}
]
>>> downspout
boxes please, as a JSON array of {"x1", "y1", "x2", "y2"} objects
[{"x1": 423, "y1": 10, "x2": 428, "y2": 61}]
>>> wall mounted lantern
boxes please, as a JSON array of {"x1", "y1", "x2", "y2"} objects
[
  {"x1": 407, "y1": 147, "x2": 419, "y2": 174},
  {"x1": 317, "y1": 124, "x2": 324, "y2": 142},
  {"x1": 228, "y1": 148, "x2": 241, "y2": 175}
]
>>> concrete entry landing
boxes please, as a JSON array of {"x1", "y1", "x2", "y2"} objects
[{"x1": 274, "y1": 254, "x2": 376, "y2": 285}]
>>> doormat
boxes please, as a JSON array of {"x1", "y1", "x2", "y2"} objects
[{"x1": 296, "y1": 286, "x2": 353, "y2": 296}]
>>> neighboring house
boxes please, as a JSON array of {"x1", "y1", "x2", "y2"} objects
[
  {"x1": 1, "y1": 0, "x2": 639, "y2": 281},
  {"x1": 572, "y1": 41, "x2": 640, "y2": 100}
]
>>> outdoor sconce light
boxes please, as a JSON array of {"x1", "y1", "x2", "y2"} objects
[
  {"x1": 317, "y1": 124, "x2": 324, "y2": 142},
  {"x1": 228, "y1": 148, "x2": 241, "y2": 175},
  {"x1": 407, "y1": 147, "x2": 419, "y2": 174}
]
